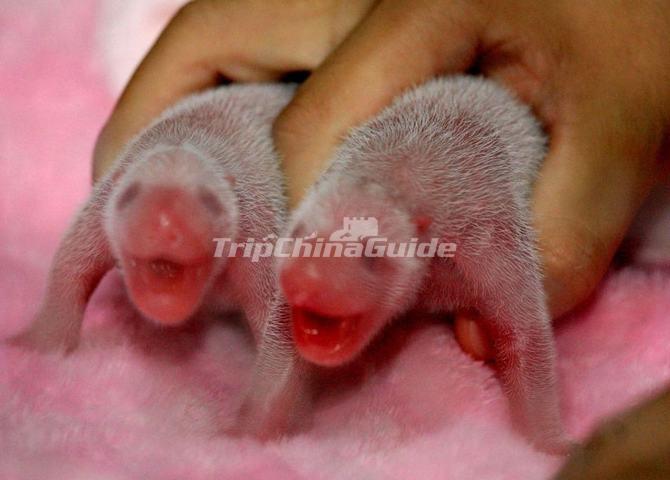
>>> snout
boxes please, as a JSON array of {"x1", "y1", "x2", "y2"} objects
[
  {"x1": 280, "y1": 254, "x2": 379, "y2": 366},
  {"x1": 115, "y1": 185, "x2": 222, "y2": 325},
  {"x1": 116, "y1": 185, "x2": 219, "y2": 263}
]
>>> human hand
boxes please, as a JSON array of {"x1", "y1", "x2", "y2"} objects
[
  {"x1": 270, "y1": 0, "x2": 670, "y2": 357},
  {"x1": 93, "y1": 0, "x2": 377, "y2": 180},
  {"x1": 93, "y1": 0, "x2": 670, "y2": 359}
]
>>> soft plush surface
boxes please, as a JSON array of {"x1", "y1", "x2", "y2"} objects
[{"x1": 1, "y1": 1, "x2": 669, "y2": 479}]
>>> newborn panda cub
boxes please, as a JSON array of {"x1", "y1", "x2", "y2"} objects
[
  {"x1": 280, "y1": 76, "x2": 567, "y2": 451},
  {"x1": 11, "y1": 84, "x2": 305, "y2": 436}
]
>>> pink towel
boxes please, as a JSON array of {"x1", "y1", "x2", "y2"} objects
[{"x1": 1, "y1": 1, "x2": 668, "y2": 478}]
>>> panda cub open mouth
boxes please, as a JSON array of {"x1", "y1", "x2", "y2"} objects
[{"x1": 291, "y1": 306, "x2": 364, "y2": 365}]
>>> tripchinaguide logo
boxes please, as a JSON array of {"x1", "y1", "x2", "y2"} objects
[{"x1": 212, "y1": 217, "x2": 457, "y2": 262}]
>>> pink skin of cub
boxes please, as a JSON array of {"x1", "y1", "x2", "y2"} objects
[
  {"x1": 118, "y1": 186, "x2": 217, "y2": 325},
  {"x1": 9, "y1": 85, "x2": 309, "y2": 439},
  {"x1": 116, "y1": 186, "x2": 215, "y2": 326},
  {"x1": 280, "y1": 75, "x2": 569, "y2": 453},
  {"x1": 9, "y1": 84, "x2": 292, "y2": 350},
  {"x1": 108, "y1": 148, "x2": 234, "y2": 326},
  {"x1": 280, "y1": 184, "x2": 423, "y2": 367}
]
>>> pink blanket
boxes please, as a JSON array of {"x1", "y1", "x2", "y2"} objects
[{"x1": 1, "y1": 2, "x2": 669, "y2": 478}]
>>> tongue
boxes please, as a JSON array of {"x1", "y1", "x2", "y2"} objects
[
  {"x1": 123, "y1": 256, "x2": 213, "y2": 325},
  {"x1": 291, "y1": 307, "x2": 359, "y2": 365}
]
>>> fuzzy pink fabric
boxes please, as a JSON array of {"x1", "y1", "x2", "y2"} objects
[{"x1": 1, "y1": 2, "x2": 669, "y2": 479}]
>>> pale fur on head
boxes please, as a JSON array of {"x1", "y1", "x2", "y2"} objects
[
  {"x1": 15, "y1": 82, "x2": 311, "y2": 438},
  {"x1": 283, "y1": 75, "x2": 566, "y2": 450},
  {"x1": 285, "y1": 75, "x2": 547, "y2": 359}
]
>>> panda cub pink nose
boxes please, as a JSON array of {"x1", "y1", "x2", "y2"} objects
[{"x1": 117, "y1": 185, "x2": 220, "y2": 264}]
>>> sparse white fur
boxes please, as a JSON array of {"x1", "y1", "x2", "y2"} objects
[
  {"x1": 282, "y1": 75, "x2": 567, "y2": 451},
  {"x1": 11, "y1": 84, "x2": 309, "y2": 436},
  {"x1": 13, "y1": 76, "x2": 567, "y2": 448}
]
